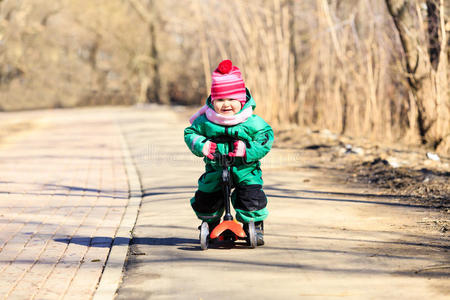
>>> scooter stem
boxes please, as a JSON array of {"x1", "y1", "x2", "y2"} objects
[{"x1": 222, "y1": 166, "x2": 233, "y2": 221}]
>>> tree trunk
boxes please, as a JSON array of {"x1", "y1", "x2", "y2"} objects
[
  {"x1": 385, "y1": 0, "x2": 449, "y2": 153},
  {"x1": 146, "y1": 0, "x2": 169, "y2": 104},
  {"x1": 127, "y1": 0, "x2": 169, "y2": 104},
  {"x1": 194, "y1": 0, "x2": 211, "y2": 99}
]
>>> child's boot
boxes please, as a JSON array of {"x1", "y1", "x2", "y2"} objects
[
  {"x1": 207, "y1": 219, "x2": 220, "y2": 232},
  {"x1": 243, "y1": 221, "x2": 265, "y2": 246},
  {"x1": 255, "y1": 221, "x2": 264, "y2": 246}
]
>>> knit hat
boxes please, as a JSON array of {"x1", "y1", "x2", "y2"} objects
[{"x1": 211, "y1": 60, "x2": 246, "y2": 105}]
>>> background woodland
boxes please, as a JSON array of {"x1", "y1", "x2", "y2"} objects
[{"x1": 0, "y1": 0, "x2": 449, "y2": 153}]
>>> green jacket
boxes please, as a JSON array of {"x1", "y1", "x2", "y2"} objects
[{"x1": 184, "y1": 89, "x2": 274, "y2": 169}]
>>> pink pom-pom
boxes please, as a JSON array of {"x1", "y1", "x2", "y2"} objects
[{"x1": 217, "y1": 60, "x2": 233, "y2": 74}]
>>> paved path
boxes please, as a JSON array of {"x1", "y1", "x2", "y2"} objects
[
  {"x1": 116, "y1": 106, "x2": 449, "y2": 299},
  {"x1": 0, "y1": 108, "x2": 131, "y2": 299},
  {"x1": 0, "y1": 106, "x2": 448, "y2": 300}
]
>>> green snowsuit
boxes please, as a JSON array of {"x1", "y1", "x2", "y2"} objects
[{"x1": 184, "y1": 89, "x2": 274, "y2": 223}]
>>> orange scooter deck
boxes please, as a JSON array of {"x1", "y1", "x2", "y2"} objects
[{"x1": 210, "y1": 220, "x2": 247, "y2": 239}]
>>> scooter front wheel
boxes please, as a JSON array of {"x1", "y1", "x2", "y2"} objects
[
  {"x1": 200, "y1": 221, "x2": 209, "y2": 250},
  {"x1": 247, "y1": 221, "x2": 257, "y2": 249}
]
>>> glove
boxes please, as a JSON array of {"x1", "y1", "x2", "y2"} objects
[
  {"x1": 202, "y1": 141, "x2": 217, "y2": 159},
  {"x1": 228, "y1": 140, "x2": 246, "y2": 157}
]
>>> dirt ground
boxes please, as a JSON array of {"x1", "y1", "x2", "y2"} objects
[{"x1": 274, "y1": 126, "x2": 450, "y2": 232}]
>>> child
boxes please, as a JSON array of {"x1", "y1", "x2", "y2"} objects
[{"x1": 184, "y1": 60, "x2": 273, "y2": 246}]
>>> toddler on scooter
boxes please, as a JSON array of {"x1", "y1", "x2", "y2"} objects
[{"x1": 184, "y1": 60, "x2": 274, "y2": 246}]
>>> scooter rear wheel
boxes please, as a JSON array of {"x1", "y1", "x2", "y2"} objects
[
  {"x1": 200, "y1": 221, "x2": 209, "y2": 250},
  {"x1": 247, "y1": 221, "x2": 257, "y2": 249}
]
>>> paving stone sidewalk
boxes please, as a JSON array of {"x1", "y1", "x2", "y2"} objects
[{"x1": 0, "y1": 108, "x2": 131, "y2": 299}]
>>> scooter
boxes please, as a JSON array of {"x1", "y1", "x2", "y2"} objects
[{"x1": 199, "y1": 137, "x2": 257, "y2": 250}]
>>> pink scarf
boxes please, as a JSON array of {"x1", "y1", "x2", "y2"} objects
[{"x1": 189, "y1": 105, "x2": 253, "y2": 126}]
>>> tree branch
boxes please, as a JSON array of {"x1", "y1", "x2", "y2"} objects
[{"x1": 126, "y1": 0, "x2": 152, "y2": 24}]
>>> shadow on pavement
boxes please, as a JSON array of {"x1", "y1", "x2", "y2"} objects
[
  {"x1": 54, "y1": 236, "x2": 198, "y2": 248},
  {"x1": 264, "y1": 183, "x2": 448, "y2": 208},
  {"x1": 0, "y1": 182, "x2": 128, "y2": 199},
  {"x1": 131, "y1": 237, "x2": 197, "y2": 247},
  {"x1": 265, "y1": 191, "x2": 433, "y2": 209},
  {"x1": 54, "y1": 236, "x2": 130, "y2": 247}
]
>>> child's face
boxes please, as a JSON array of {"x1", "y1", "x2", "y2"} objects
[{"x1": 213, "y1": 98, "x2": 242, "y2": 116}]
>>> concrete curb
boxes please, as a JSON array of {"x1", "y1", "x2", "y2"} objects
[{"x1": 92, "y1": 121, "x2": 142, "y2": 300}]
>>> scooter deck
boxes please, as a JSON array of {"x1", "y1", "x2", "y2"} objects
[{"x1": 210, "y1": 220, "x2": 246, "y2": 239}]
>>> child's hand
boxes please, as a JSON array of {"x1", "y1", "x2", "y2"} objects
[
  {"x1": 202, "y1": 141, "x2": 217, "y2": 159},
  {"x1": 228, "y1": 141, "x2": 246, "y2": 157}
]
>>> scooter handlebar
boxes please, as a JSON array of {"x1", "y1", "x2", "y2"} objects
[
  {"x1": 209, "y1": 135, "x2": 242, "y2": 163},
  {"x1": 210, "y1": 135, "x2": 239, "y2": 144}
]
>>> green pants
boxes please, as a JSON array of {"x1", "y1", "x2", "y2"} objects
[{"x1": 190, "y1": 162, "x2": 268, "y2": 223}]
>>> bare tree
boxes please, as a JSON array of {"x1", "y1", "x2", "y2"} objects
[
  {"x1": 385, "y1": 0, "x2": 449, "y2": 152},
  {"x1": 1, "y1": 0, "x2": 448, "y2": 153},
  {"x1": 127, "y1": 0, "x2": 169, "y2": 104}
]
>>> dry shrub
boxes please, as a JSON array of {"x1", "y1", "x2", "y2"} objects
[
  {"x1": 183, "y1": 0, "x2": 448, "y2": 151},
  {"x1": 198, "y1": 0, "x2": 418, "y2": 142}
]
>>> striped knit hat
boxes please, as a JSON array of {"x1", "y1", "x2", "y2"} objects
[{"x1": 211, "y1": 60, "x2": 246, "y2": 105}]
